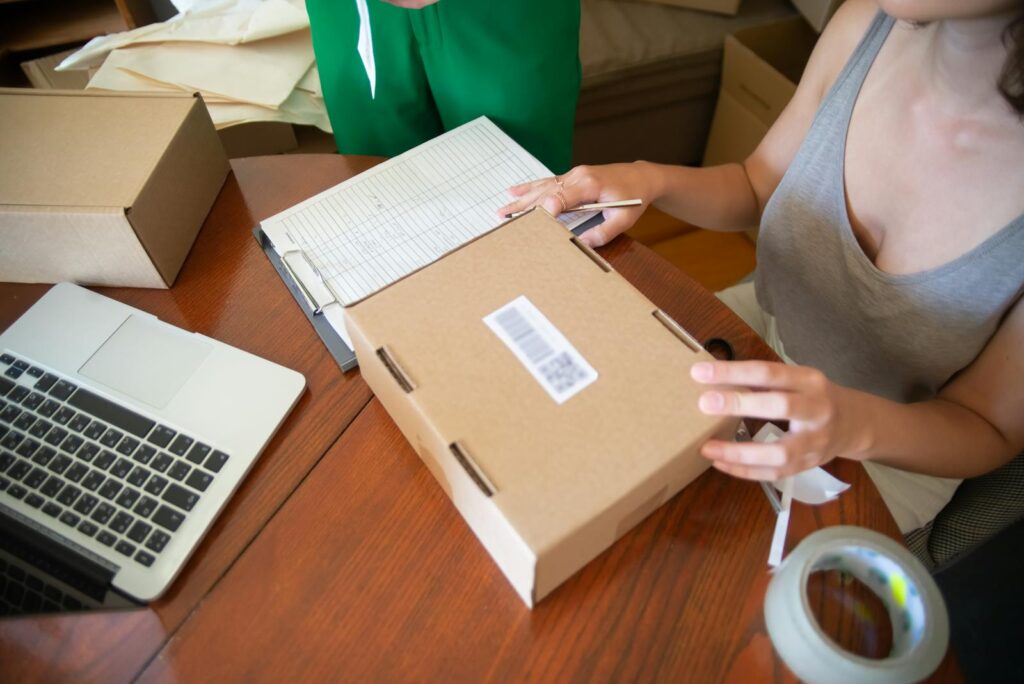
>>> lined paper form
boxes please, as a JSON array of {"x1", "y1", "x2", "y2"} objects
[{"x1": 260, "y1": 117, "x2": 593, "y2": 307}]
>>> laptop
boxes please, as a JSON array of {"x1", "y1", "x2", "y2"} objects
[{"x1": 0, "y1": 283, "x2": 305, "y2": 615}]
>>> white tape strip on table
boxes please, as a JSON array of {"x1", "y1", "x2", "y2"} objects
[{"x1": 765, "y1": 526, "x2": 949, "y2": 684}]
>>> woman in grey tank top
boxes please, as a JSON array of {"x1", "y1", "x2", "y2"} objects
[{"x1": 500, "y1": 0, "x2": 1024, "y2": 534}]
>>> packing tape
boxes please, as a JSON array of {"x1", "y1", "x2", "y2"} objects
[{"x1": 764, "y1": 526, "x2": 949, "y2": 684}]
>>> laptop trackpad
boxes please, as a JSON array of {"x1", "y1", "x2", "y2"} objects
[{"x1": 79, "y1": 315, "x2": 212, "y2": 409}]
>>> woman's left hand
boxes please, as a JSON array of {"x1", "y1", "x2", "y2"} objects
[{"x1": 690, "y1": 360, "x2": 870, "y2": 480}]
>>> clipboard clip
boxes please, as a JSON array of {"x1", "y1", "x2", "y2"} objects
[{"x1": 280, "y1": 249, "x2": 341, "y2": 316}]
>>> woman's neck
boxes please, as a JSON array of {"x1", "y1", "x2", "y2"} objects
[{"x1": 923, "y1": 12, "x2": 1016, "y2": 117}]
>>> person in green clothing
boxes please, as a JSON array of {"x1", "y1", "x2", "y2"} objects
[{"x1": 306, "y1": 0, "x2": 581, "y2": 173}]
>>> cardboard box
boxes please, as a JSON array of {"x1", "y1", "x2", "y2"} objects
[
  {"x1": 20, "y1": 49, "x2": 90, "y2": 90},
  {"x1": 703, "y1": 15, "x2": 818, "y2": 167},
  {"x1": 0, "y1": 89, "x2": 229, "y2": 288},
  {"x1": 793, "y1": 0, "x2": 845, "y2": 32},
  {"x1": 345, "y1": 210, "x2": 737, "y2": 607},
  {"x1": 217, "y1": 121, "x2": 297, "y2": 158},
  {"x1": 626, "y1": 0, "x2": 742, "y2": 17}
]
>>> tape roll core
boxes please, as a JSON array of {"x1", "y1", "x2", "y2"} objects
[{"x1": 764, "y1": 526, "x2": 949, "y2": 684}]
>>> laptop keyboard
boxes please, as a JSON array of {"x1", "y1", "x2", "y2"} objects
[{"x1": 0, "y1": 352, "x2": 230, "y2": 572}]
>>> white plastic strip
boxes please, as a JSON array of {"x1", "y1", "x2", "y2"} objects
[
  {"x1": 355, "y1": 0, "x2": 376, "y2": 98},
  {"x1": 765, "y1": 526, "x2": 949, "y2": 684},
  {"x1": 484, "y1": 296, "x2": 597, "y2": 405}
]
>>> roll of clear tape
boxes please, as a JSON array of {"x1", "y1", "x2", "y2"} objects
[{"x1": 764, "y1": 526, "x2": 949, "y2": 684}]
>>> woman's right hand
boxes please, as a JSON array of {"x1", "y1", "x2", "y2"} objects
[{"x1": 498, "y1": 162, "x2": 658, "y2": 247}]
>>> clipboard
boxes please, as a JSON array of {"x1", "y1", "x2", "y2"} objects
[
  {"x1": 253, "y1": 226, "x2": 358, "y2": 371},
  {"x1": 253, "y1": 216, "x2": 605, "y2": 374}
]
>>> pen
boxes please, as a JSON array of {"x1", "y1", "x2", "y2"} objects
[{"x1": 505, "y1": 198, "x2": 643, "y2": 219}]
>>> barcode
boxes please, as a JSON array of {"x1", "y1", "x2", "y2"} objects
[
  {"x1": 484, "y1": 296, "x2": 598, "y2": 404},
  {"x1": 494, "y1": 308, "x2": 554, "y2": 365}
]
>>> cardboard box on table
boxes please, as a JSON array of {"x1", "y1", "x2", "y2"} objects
[
  {"x1": 0, "y1": 89, "x2": 229, "y2": 288},
  {"x1": 345, "y1": 210, "x2": 737, "y2": 607}
]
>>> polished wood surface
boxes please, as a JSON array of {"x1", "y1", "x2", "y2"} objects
[{"x1": 0, "y1": 155, "x2": 957, "y2": 682}]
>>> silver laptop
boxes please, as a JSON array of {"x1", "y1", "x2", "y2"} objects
[{"x1": 0, "y1": 283, "x2": 304, "y2": 614}]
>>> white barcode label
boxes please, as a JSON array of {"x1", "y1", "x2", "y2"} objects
[{"x1": 483, "y1": 296, "x2": 597, "y2": 404}]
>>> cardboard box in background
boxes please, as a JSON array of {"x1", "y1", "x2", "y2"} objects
[
  {"x1": 0, "y1": 89, "x2": 229, "y2": 288},
  {"x1": 625, "y1": 0, "x2": 742, "y2": 16},
  {"x1": 346, "y1": 210, "x2": 737, "y2": 607},
  {"x1": 703, "y1": 15, "x2": 818, "y2": 167},
  {"x1": 19, "y1": 49, "x2": 299, "y2": 159},
  {"x1": 793, "y1": 0, "x2": 845, "y2": 32}
]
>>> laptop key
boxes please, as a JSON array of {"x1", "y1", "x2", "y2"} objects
[
  {"x1": 15, "y1": 438, "x2": 40, "y2": 458},
  {"x1": 116, "y1": 436, "x2": 139, "y2": 457},
  {"x1": 110, "y1": 458, "x2": 133, "y2": 479},
  {"x1": 127, "y1": 466, "x2": 149, "y2": 487},
  {"x1": 59, "y1": 511, "x2": 80, "y2": 528},
  {"x1": 145, "y1": 529, "x2": 170, "y2": 553},
  {"x1": 148, "y1": 425, "x2": 175, "y2": 448},
  {"x1": 67, "y1": 388, "x2": 155, "y2": 439},
  {"x1": 134, "y1": 496, "x2": 158, "y2": 518},
  {"x1": 38, "y1": 399, "x2": 60, "y2": 418},
  {"x1": 98, "y1": 480, "x2": 122, "y2": 500},
  {"x1": 134, "y1": 550, "x2": 155, "y2": 567},
  {"x1": 204, "y1": 450, "x2": 230, "y2": 473},
  {"x1": 1, "y1": 431, "x2": 23, "y2": 450},
  {"x1": 167, "y1": 461, "x2": 190, "y2": 482},
  {"x1": 44, "y1": 427, "x2": 68, "y2": 446},
  {"x1": 0, "y1": 353, "x2": 13, "y2": 365},
  {"x1": 74, "y1": 493, "x2": 99, "y2": 516},
  {"x1": 4, "y1": 366, "x2": 22, "y2": 380},
  {"x1": 116, "y1": 487, "x2": 140, "y2": 509},
  {"x1": 52, "y1": 407, "x2": 75, "y2": 426},
  {"x1": 84, "y1": 421, "x2": 106, "y2": 441},
  {"x1": 91, "y1": 503, "x2": 115, "y2": 525},
  {"x1": 152, "y1": 505, "x2": 184, "y2": 532},
  {"x1": 12, "y1": 360, "x2": 28, "y2": 372},
  {"x1": 33, "y1": 373, "x2": 57, "y2": 392},
  {"x1": 115, "y1": 541, "x2": 136, "y2": 558},
  {"x1": 47, "y1": 454, "x2": 71, "y2": 475},
  {"x1": 0, "y1": 451, "x2": 13, "y2": 472},
  {"x1": 67, "y1": 414, "x2": 91, "y2": 433},
  {"x1": 144, "y1": 475, "x2": 168, "y2": 497},
  {"x1": 96, "y1": 531, "x2": 116, "y2": 547},
  {"x1": 110, "y1": 512, "x2": 134, "y2": 534},
  {"x1": 163, "y1": 483, "x2": 199, "y2": 512},
  {"x1": 24, "y1": 493, "x2": 44, "y2": 509},
  {"x1": 49, "y1": 381, "x2": 77, "y2": 401},
  {"x1": 26, "y1": 367, "x2": 43, "y2": 379},
  {"x1": 24, "y1": 467, "x2": 48, "y2": 490},
  {"x1": 7, "y1": 460, "x2": 30, "y2": 481},
  {"x1": 99, "y1": 429, "x2": 123, "y2": 448},
  {"x1": 60, "y1": 435, "x2": 84, "y2": 455},
  {"x1": 152, "y1": 453, "x2": 173, "y2": 473},
  {"x1": 13, "y1": 412, "x2": 35, "y2": 432},
  {"x1": 185, "y1": 469, "x2": 212, "y2": 492},
  {"x1": 0, "y1": 405, "x2": 21, "y2": 423},
  {"x1": 57, "y1": 485, "x2": 81, "y2": 507},
  {"x1": 168, "y1": 434, "x2": 193, "y2": 457},
  {"x1": 133, "y1": 444, "x2": 156, "y2": 465},
  {"x1": 40, "y1": 475, "x2": 64, "y2": 497},
  {"x1": 8, "y1": 386, "x2": 29, "y2": 403},
  {"x1": 32, "y1": 446, "x2": 56, "y2": 467},
  {"x1": 22, "y1": 393, "x2": 44, "y2": 411},
  {"x1": 8, "y1": 484, "x2": 27, "y2": 499},
  {"x1": 184, "y1": 442, "x2": 211, "y2": 465},
  {"x1": 77, "y1": 521, "x2": 98, "y2": 537},
  {"x1": 81, "y1": 471, "x2": 105, "y2": 492},
  {"x1": 93, "y1": 450, "x2": 116, "y2": 471},
  {"x1": 28, "y1": 419, "x2": 52, "y2": 439},
  {"x1": 127, "y1": 520, "x2": 152, "y2": 544},
  {"x1": 76, "y1": 442, "x2": 99, "y2": 462},
  {"x1": 42, "y1": 502, "x2": 61, "y2": 518},
  {"x1": 65, "y1": 462, "x2": 88, "y2": 483}
]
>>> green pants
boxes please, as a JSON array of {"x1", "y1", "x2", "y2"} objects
[{"x1": 306, "y1": 0, "x2": 581, "y2": 173}]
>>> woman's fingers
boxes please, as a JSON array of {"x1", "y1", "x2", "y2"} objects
[
  {"x1": 691, "y1": 360, "x2": 828, "y2": 395},
  {"x1": 696, "y1": 388, "x2": 825, "y2": 422},
  {"x1": 700, "y1": 432, "x2": 824, "y2": 480}
]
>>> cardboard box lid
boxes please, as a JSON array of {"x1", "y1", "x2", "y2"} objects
[
  {"x1": 0, "y1": 89, "x2": 200, "y2": 209},
  {"x1": 346, "y1": 210, "x2": 727, "y2": 557}
]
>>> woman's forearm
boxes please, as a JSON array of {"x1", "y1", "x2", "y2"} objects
[{"x1": 640, "y1": 161, "x2": 763, "y2": 232}]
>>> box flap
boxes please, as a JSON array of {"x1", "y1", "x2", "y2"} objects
[
  {"x1": 347, "y1": 211, "x2": 728, "y2": 559},
  {"x1": 0, "y1": 89, "x2": 197, "y2": 209}
]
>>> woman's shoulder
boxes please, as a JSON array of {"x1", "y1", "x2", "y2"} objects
[{"x1": 801, "y1": 0, "x2": 884, "y2": 103}]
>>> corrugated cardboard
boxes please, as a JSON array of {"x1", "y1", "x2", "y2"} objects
[
  {"x1": 20, "y1": 49, "x2": 90, "y2": 90},
  {"x1": 345, "y1": 210, "x2": 737, "y2": 607},
  {"x1": 792, "y1": 0, "x2": 845, "y2": 32},
  {"x1": 217, "y1": 121, "x2": 297, "y2": 158},
  {"x1": 703, "y1": 15, "x2": 818, "y2": 166},
  {"x1": 626, "y1": 0, "x2": 743, "y2": 17},
  {"x1": 0, "y1": 89, "x2": 229, "y2": 288}
]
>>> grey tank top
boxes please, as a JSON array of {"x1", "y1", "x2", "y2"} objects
[{"x1": 754, "y1": 12, "x2": 1024, "y2": 403}]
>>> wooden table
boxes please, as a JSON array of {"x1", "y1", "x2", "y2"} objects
[{"x1": 0, "y1": 155, "x2": 957, "y2": 682}]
